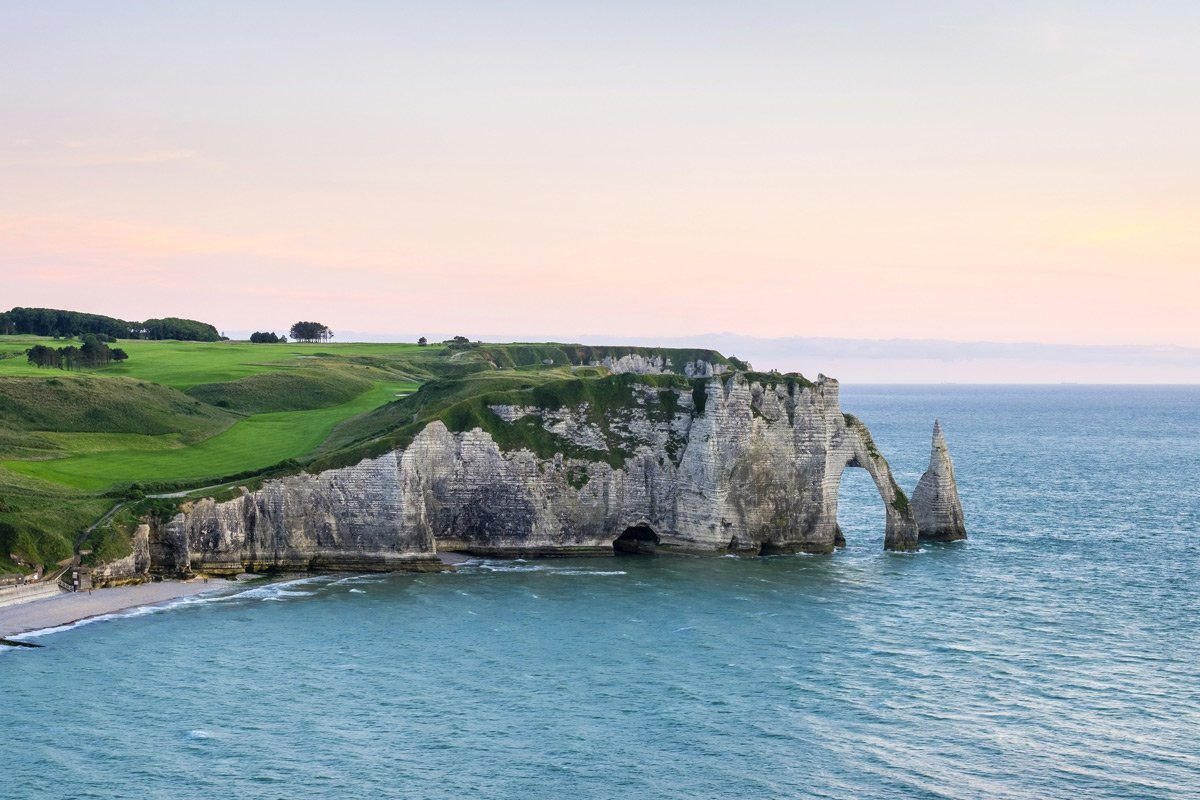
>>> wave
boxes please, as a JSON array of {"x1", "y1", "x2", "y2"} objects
[
  {"x1": 552, "y1": 569, "x2": 627, "y2": 576},
  {"x1": 14, "y1": 575, "x2": 334, "y2": 640},
  {"x1": 473, "y1": 562, "x2": 546, "y2": 573},
  {"x1": 466, "y1": 561, "x2": 627, "y2": 577}
]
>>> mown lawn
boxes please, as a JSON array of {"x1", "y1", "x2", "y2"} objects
[
  {"x1": 0, "y1": 337, "x2": 427, "y2": 388},
  {"x1": 3, "y1": 379, "x2": 419, "y2": 491}
]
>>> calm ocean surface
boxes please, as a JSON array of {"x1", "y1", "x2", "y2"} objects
[{"x1": 2, "y1": 385, "x2": 1198, "y2": 799}]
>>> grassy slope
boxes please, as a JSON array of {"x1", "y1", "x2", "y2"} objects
[
  {"x1": 185, "y1": 368, "x2": 374, "y2": 413},
  {"x1": 0, "y1": 336, "x2": 734, "y2": 571},
  {"x1": 0, "y1": 374, "x2": 235, "y2": 438},
  {"x1": 6, "y1": 378, "x2": 417, "y2": 490}
]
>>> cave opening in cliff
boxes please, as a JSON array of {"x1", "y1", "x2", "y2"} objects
[{"x1": 613, "y1": 525, "x2": 659, "y2": 555}]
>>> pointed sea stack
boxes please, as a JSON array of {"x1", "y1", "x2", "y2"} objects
[{"x1": 911, "y1": 421, "x2": 967, "y2": 541}]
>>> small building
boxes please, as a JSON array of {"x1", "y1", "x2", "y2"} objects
[{"x1": 71, "y1": 566, "x2": 93, "y2": 592}]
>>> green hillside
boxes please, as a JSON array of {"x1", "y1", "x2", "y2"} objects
[{"x1": 0, "y1": 335, "x2": 736, "y2": 572}]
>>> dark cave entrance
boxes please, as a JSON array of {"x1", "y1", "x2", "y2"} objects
[{"x1": 613, "y1": 525, "x2": 659, "y2": 555}]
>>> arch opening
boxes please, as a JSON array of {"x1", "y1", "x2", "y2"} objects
[
  {"x1": 835, "y1": 464, "x2": 886, "y2": 550},
  {"x1": 613, "y1": 525, "x2": 659, "y2": 555}
]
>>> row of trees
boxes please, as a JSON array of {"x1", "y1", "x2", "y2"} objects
[
  {"x1": 26, "y1": 335, "x2": 128, "y2": 370},
  {"x1": 250, "y1": 331, "x2": 287, "y2": 343},
  {"x1": 1, "y1": 307, "x2": 223, "y2": 341}
]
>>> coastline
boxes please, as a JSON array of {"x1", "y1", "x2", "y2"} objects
[{"x1": 0, "y1": 580, "x2": 227, "y2": 642}]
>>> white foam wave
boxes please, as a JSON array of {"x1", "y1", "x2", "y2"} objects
[
  {"x1": 551, "y1": 569, "x2": 627, "y2": 576},
  {"x1": 471, "y1": 561, "x2": 626, "y2": 576},
  {"x1": 348, "y1": 588, "x2": 366, "y2": 594},
  {"x1": 329, "y1": 574, "x2": 381, "y2": 586},
  {"x1": 16, "y1": 590, "x2": 232, "y2": 639},
  {"x1": 475, "y1": 562, "x2": 547, "y2": 573},
  {"x1": 216, "y1": 575, "x2": 329, "y2": 602},
  {"x1": 19, "y1": 576, "x2": 333, "y2": 640}
]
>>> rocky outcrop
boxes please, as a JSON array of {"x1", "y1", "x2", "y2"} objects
[
  {"x1": 911, "y1": 421, "x2": 967, "y2": 542},
  {"x1": 155, "y1": 451, "x2": 444, "y2": 575},
  {"x1": 91, "y1": 523, "x2": 152, "y2": 587},
  {"x1": 150, "y1": 374, "x2": 943, "y2": 575},
  {"x1": 591, "y1": 353, "x2": 727, "y2": 378}
]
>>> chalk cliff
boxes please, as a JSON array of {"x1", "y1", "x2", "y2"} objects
[
  {"x1": 911, "y1": 420, "x2": 968, "y2": 541},
  {"x1": 90, "y1": 523, "x2": 152, "y2": 587},
  {"x1": 149, "y1": 373, "x2": 956, "y2": 576}
]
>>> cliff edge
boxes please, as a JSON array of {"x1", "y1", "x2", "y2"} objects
[{"x1": 143, "y1": 370, "x2": 963, "y2": 576}]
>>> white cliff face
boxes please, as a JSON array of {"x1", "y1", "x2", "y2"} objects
[
  {"x1": 911, "y1": 421, "x2": 968, "y2": 541},
  {"x1": 91, "y1": 523, "x2": 152, "y2": 586},
  {"x1": 153, "y1": 374, "x2": 932, "y2": 575},
  {"x1": 593, "y1": 354, "x2": 727, "y2": 378},
  {"x1": 156, "y1": 450, "x2": 443, "y2": 574}
]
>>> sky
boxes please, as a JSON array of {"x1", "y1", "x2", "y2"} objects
[{"x1": 2, "y1": 1, "x2": 1198, "y2": 381}]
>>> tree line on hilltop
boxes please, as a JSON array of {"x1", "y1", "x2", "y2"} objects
[
  {"x1": 1, "y1": 307, "x2": 223, "y2": 341},
  {"x1": 5, "y1": 307, "x2": 473, "y2": 351}
]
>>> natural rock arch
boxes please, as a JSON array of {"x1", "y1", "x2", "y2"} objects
[
  {"x1": 831, "y1": 466, "x2": 878, "y2": 549},
  {"x1": 834, "y1": 417, "x2": 920, "y2": 552}
]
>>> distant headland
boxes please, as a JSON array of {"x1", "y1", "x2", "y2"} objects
[{"x1": 0, "y1": 307, "x2": 965, "y2": 593}]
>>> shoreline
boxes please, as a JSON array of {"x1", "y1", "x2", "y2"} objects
[{"x1": 0, "y1": 580, "x2": 228, "y2": 642}]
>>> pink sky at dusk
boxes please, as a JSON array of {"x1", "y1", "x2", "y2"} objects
[{"x1": 2, "y1": 2, "x2": 1198, "y2": 380}]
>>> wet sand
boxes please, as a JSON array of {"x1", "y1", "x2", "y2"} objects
[{"x1": 0, "y1": 581, "x2": 225, "y2": 640}]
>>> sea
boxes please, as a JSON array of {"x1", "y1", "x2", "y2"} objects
[{"x1": 2, "y1": 385, "x2": 1198, "y2": 799}]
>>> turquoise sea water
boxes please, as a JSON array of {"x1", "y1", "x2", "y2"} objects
[{"x1": 2, "y1": 386, "x2": 1198, "y2": 799}]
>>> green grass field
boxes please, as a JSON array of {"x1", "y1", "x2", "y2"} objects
[
  {"x1": 0, "y1": 335, "x2": 425, "y2": 388},
  {"x1": 3, "y1": 378, "x2": 418, "y2": 490}
]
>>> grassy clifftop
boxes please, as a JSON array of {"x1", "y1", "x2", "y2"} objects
[{"x1": 0, "y1": 336, "x2": 739, "y2": 572}]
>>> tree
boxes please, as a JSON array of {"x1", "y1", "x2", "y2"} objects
[
  {"x1": 140, "y1": 317, "x2": 223, "y2": 341},
  {"x1": 250, "y1": 331, "x2": 283, "y2": 343},
  {"x1": 59, "y1": 346, "x2": 80, "y2": 370},
  {"x1": 417, "y1": 336, "x2": 428, "y2": 346},
  {"x1": 79, "y1": 334, "x2": 112, "y2": 367},
  {"x1": 25, "y1": 344, "x2": 59, "y2": 369},
  {"x1": 289, "y1": 321, "x2": 333, "y2": 343}
]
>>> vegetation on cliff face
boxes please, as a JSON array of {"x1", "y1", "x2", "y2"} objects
[{"x1": 0, "y1": 333, "x2": 750, "y2": 573}]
